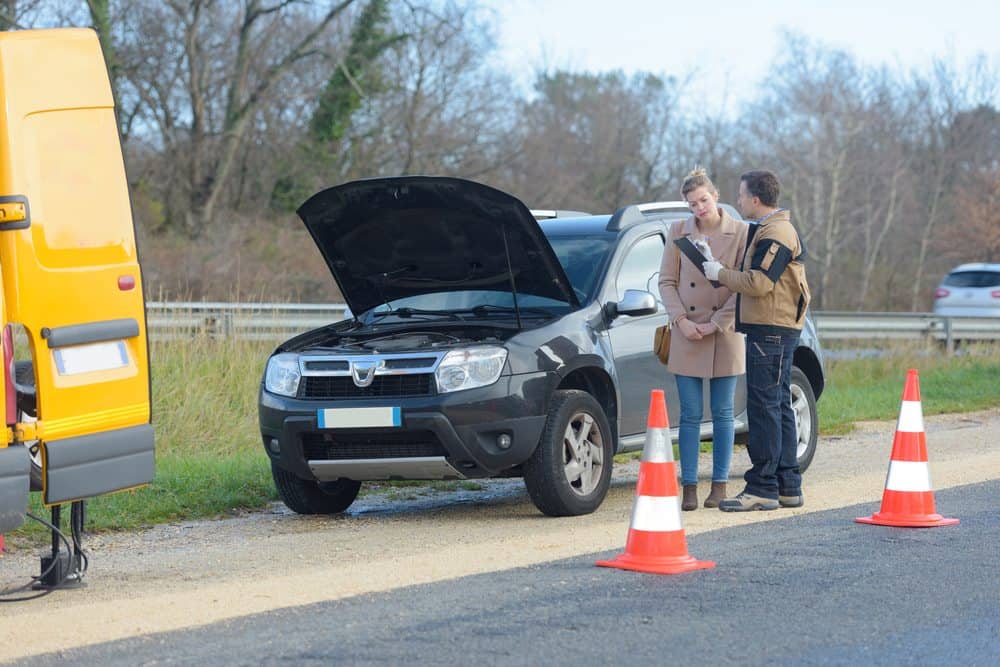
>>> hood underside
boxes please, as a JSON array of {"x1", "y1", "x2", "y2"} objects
[{"x1": 297, "y1": 177, "x2": 580, "y2": 316}]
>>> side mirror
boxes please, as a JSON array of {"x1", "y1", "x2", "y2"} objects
[{"x1": 610, "y1": 289, "x2": 657, "y2": 318}]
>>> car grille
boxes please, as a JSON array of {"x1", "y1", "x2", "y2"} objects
[
  {"x1": 299, "y1": 374, "x2": 434, "y2": 399},
  {"x1": 301, "y1": 431, "x2": 446, "y2": 460}
]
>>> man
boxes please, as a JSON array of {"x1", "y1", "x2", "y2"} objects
[{"x1": 703, "y1": 170, "x2": 810, "y2": 511}]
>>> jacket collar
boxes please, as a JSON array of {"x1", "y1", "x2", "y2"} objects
[
  {"x1": 757, "y1": 208, "x2": 790, "y2": 226},
  {"x1": 682, "y1": 208, "x2": 740, "y2": 236}
]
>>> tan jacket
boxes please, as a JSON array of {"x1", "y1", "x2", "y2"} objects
[
  {"x1": 658, "y1": 210, "x2": 748, "y2": 378},
  {"x1": 717, "y1": 209, "x2": 811, "y2": 334}
]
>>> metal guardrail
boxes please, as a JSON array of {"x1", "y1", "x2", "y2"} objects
[
  {"x1": 813, "y1": 311, "x2": 1000, "y2": 353},
  {"x1": 146, "y1": 302, "x2": 351, "y2": 341},
  {"x1": 146, "y1": 303, "x2": 999, "y2": 349}
]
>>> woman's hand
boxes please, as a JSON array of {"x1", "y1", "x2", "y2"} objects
[
  {"x1": 695, "y1": 322, "x2": 718, "y2": 337},
  {"x1": 677, "y1": 318, "x2": 703, "y2": 341}
]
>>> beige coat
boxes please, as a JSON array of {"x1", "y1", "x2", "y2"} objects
[{"x1": 658, "y1": 210, "x2": 748, "y2": 378}]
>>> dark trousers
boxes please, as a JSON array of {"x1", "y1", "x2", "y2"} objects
[{"x1": 743, "y1": 332, "x2": 801, "y2": 499}]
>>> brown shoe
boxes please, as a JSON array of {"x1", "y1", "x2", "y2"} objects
[
  {"x1": 704, "y1": 482, "x2": 727, "y2": 508},
  {"x1": 682, "y1": 484, "x2": 698, "y2": 511}
]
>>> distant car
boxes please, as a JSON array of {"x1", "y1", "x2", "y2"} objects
[
  {"x1": 933, "y1": 263, "x2": 1000, "y2": 317},
  {"x1": 258, "y1": 177, "x2": 825, "y2": 517}
]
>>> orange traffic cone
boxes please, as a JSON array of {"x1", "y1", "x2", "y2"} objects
[
  {"x1": 856, "y1": 369, "x2": 958, "y2": 528},
  {"x1": 596, "y1": 390, "x2": 715, "y2": 574}
]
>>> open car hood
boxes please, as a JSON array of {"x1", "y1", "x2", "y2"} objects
[{"x1": 297, "y1": 176, "x2": 581, "y2": 316}]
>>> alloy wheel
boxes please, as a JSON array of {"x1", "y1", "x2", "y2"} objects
[{"x1": 562, "y1": 411, "x2": 605, "y2": 496}]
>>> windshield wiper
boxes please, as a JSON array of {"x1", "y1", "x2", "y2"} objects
[
  {"x1": 366, "y1": 307, "x2": 464, "y2": 323},
  {"x1": 468, "y1": 304, "x2": 554, "y2": 318}
]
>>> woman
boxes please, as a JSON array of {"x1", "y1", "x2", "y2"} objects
[{"x1": 658, "y1": 168, "x2": 748, "y2": 510}]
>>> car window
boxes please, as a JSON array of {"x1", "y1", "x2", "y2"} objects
[
  {"x1": 942, "y1": 271, "x2": 1000, "y2": 288},
  {"x1": 546, "y1": 236, "x2": 614, "y2": 302},
  {"x1": 615, "y1": 234, "x2": 665, "y2": 301}
]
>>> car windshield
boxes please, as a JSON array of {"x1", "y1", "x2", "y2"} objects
[
  {"x1": 546, "y1": 235, "x2": 614, "y2": 302},
  {"x1": 354, "y1": 234, "x2": 613, "y2": 320},
  {"x1": 942, "y1": 271, "x2": 1000, "y2": 288}
]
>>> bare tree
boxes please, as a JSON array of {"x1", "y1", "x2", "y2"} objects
[
  {"x1": 509, "y1": 69, "x2": 682, "y2": 212},
  {"x1": 742, "y1": 34, "x2": 870, "y2": 309},
  {"x1": 105, "y1": 0, "x2": 360, "y2": 235},
  {"x1": 906, "y1": 56, "x2": 998, "y2": 309},
  {"x1": 0, "y1": 0, "x2": 45, "y2": 29},
  {"x1": 945, "y1": 169, "x2": 1000, "y2": 262}
]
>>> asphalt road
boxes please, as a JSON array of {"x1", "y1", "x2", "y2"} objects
[{"x1": 21, "y1": 480, "x2": 998, "y2": 667}]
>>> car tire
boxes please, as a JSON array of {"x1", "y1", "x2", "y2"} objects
[
  {"x1": 523, "y1": 389, "x2": 613, "y2": 517},
  {"x1": 271, "y1": 463, "x2": 361, "y2": 514},
  {"x1": 790, "y1": 365, "x2": 818, "y2": 472}
]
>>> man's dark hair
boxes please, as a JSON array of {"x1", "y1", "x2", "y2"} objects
[{"x1": 741, "y1": 170, "x2": 780, "y2": 207}]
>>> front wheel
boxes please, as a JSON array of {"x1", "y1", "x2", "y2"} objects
[
  {"x1": 790, "y1": 366, "x2": 818, "y2": 472},
  {"x1": 271, "y1": 463, "x2": 361, "y2": 514},
  {"x1": 523, "y1": 390, "x2": 613, "y2": 517}
]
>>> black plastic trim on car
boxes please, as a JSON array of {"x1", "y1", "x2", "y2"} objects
[
  {"x1": 301, "y1": 430, "x2": 447, "y2": 460},
  {"x1": 299, "y1": 373, "x2": 435, "y2": 399},
  {"x1": 0, "y1": 445, "x2": 30, "y2": 532},
  {"x1": 42, "y1": 424, "x2": 154, "y2": 505},
  {"x1": 42, "y1": 318, "x2": 140, "y2": 349}
]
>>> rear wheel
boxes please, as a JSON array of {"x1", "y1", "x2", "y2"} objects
[
  {"x1": 523, "y1": 390, "x2": 613, "y2": 517},
  {"x1": 790, "y1": 366, "x2": 818, "y2": 472},
  {"x1": 271, "y1": 463, "x2": 361, "y2": 514}
]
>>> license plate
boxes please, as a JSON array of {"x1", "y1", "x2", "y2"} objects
[
  {"x1": 317, "y1": 407, "x2": 401, "y2": 429},
  {"x1": 53, "y1": 340, "x2": 129, "y2": 375}
]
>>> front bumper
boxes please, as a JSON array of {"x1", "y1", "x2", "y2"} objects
[{"x1": 259, "y1": 372, "x2": 552, "y2": 480}]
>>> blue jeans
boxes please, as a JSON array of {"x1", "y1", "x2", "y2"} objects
[
  {"x1": 744, "y1": 332, "x2": 801, "y2": 499},
  {"x1": 674, "y1": 374, "x2": 738, "y2": 486}
]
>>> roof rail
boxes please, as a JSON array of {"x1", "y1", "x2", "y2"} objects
[
  {"x1": 636, "y1": 200, "x2": 745, "y2": 221},
  {"x1": 605, "y1": 205, "x2": 646, "y2": 231},
  {"x1": 635, "y1": 201, "x2": 689, "y2": 214},
  {"x1": 530, "y1": 209, "x2": 592, "y2": 220}
]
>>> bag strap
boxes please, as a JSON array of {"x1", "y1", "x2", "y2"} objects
[{"x1": 673, "y1": 237, "x2": 722, "y2": 288}]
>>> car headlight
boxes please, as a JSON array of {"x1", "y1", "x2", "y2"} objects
[
  {"x1": 265, "y1": 353, "x2": 301, "y2": 397},
  {"x1": 435, "y1": 347, "x2": 508, "y2": 394}
]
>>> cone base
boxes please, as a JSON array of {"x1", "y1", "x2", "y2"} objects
[
  {"x1": 856, "y1": 513, "x2": 959, "y2": 528},
  {"x1": 596, "y1": 552, "x2": 715, "y2": 575}
]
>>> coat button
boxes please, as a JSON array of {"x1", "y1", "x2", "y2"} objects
[
  {"x1": 712, "y1": 306, "x2": 718, "y2": 311},
  {"x1": 689, "y1": 306, "x2": 696, "y2": 311},
  {"x1": 690, "y1": 282, "x2": 696, "y2": 288}
]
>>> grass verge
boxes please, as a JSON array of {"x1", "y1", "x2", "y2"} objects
[{"x1": 7, "y1": 339, "x2": 1000, "y2": 543}]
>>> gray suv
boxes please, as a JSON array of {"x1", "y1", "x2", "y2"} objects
[{"x1": 258, "y1": 177, "x2": 825, "y2": 517}]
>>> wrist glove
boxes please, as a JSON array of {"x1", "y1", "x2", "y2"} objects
[{"x1": 703, "y1": 261, "x2": 722, "y2": 280}]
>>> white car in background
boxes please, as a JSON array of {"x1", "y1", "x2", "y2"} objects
[{"x1": 933, "y1": 263, "x2": 1000, "y2": 317}]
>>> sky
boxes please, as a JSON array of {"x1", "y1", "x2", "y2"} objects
[{"x1": 480, "y1": 0, "x2": 999, "y2": 109}]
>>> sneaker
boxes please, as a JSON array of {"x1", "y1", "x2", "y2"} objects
[
  {"x1": 779, "y1": 494, "x2": 804, "y2": 508},
  {"x1": 718, "y1": 491, "x2": 779, "y2": 512}
]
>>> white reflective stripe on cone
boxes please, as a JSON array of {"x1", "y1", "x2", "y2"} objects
[
  {"x1": 896, "y1": 401, "x2": 924, "y2": 433},
  {"x1": 640, "y1": 428, "x2": 673, "y2": 463},
  {"x1": 885, "y1": 460, "x2": 932, "y2": 492},
  {"x1": 630, "y1": 495, "x2": 682, "y2": 532}
]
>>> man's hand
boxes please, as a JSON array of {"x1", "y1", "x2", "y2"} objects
[
  {"x1": 677, "y1": 318, "x2": 703, "y2": 341},
  {"x1": 703, "y1": 261, "x2": 722, "y2": 280}
]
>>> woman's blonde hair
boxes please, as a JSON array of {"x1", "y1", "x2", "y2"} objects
[{"x1": 680, "y1": 167, "x2": 719, "y2": 200}]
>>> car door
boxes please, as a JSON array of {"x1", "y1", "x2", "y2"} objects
[
  {"x1": 0, "y1": 29, "x2": 153, "y2": 507},
  {"x1": 604, "y1": 232, "x2": 680, "y2": 436}
]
